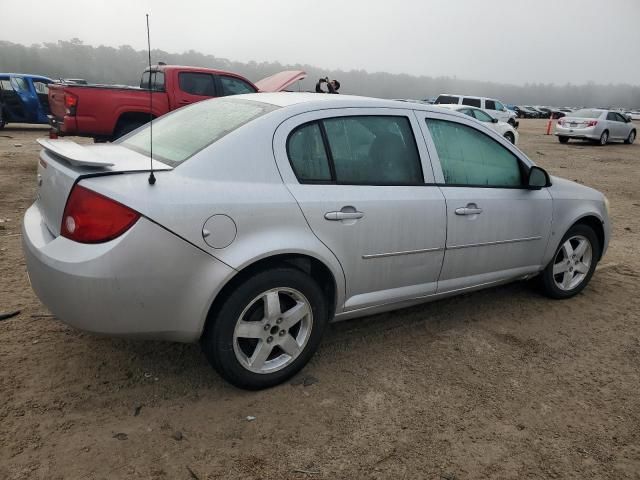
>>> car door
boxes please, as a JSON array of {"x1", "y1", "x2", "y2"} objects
[
  {"x1": 173, "y1": 71, "x2": 217, "y2": 108},
  {"x1": 0, "y1": 77, "x2": 28, "y2": 122},
  {"x1": 216, "y1": 75, "x2": 257, "y2": 96},
  {"x1": 416, "y1": 110, "x2": 553, "y2": 292},
  {"x1": 614, "y1": 112, "x2": 632, "y2": 139},
  {"x1": 484, "y1": 99, "x2": 508, "y2": 122},
  {"x1": 605, "y1": 112, "x2": 621, "y2": 138},
  {"x1": 272, "y1": 108, "x2": 446, "y2": 312}
]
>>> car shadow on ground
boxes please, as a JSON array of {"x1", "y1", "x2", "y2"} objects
[{"x1": 57, "y1": 279, "x2": 545, "y2": 397}]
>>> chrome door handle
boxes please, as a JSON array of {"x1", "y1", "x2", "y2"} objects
[
  {"x1": 325, "y1": 211, "x2": 364, "y2": 221},
  {"x1": 455, "y1": 206, "x2": 483, "y2": 215}
]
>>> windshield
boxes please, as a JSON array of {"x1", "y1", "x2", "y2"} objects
[
  {"x1": 570, "y1": 109, "x2": 603, "y2": 119},
  {"x1": 121, "y1": 98, "x2": 279, "y2": 167}
]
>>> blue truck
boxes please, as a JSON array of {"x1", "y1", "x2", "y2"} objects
[{"x1": 0, "y1": 73, "x2": 53, "y2": 129}]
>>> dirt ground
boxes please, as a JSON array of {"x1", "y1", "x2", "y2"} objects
[{"x1": 1, "y1": 120, "x2": 639, "y2": 480}]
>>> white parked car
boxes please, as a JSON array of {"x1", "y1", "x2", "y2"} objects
[
  {"x1": 434, "y1": 94, "x2": 518, "y2": 126},
  {"x1": 437, "y1": 104, "x2": 519, "y2": 144}
]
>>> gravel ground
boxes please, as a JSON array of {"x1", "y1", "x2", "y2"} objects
[{"x1": 1, "y1": 120, "x2": 639, "y2": 479}]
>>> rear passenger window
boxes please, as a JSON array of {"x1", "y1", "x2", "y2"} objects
[
  {"x1": 462, "y1": 98, "x2": 481, "y2": 108},
  {"x1": 178, "y1": 72, "x2": 216, "y2": 96},
  {"x1": 287, "y1": 123, "x2": 332, "y2": 182},
  {"x1": 286, "y1": 116, "x2": 423, "y2": 185},
  {"x1": 426, "y1": 118, "x2": 522, "y2": 187},
  {"x1": 606, "y1": 112, "x2": 617, "y2": 121},
  {"x1": 435, "y1": 95, "x2": 460, "y2": 105},
  {"x1": 324, "y1": 116, "x2": 422, "y2": 184},
  {"x1": 485, "y1": 100, "x2": 496, "y2": 110},
  {"x1": 219, "y1": 76, "x2": 256, "y2": 96}
]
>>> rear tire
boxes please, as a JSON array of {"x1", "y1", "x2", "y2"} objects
[
  {"x1": 598, "y1": 130, "x2": 609, "y2": 146},
  {"x1": 558, "y1": 136, "x2": 569, "y2": 144},
  {"x1": 624, "y1": 130, "x2": 636, "y2": 145},
  {"x1": 201, "y1": 267, "x2": 329, "y2": 390},
  {"x1": 539, "y1": 224, "x2": 600, "y2": 299}
]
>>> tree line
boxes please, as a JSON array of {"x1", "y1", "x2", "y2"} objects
[{"x1": 1, "y1": 39, "x2": 638, "y2": 108}]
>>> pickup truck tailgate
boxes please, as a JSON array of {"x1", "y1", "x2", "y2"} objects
[
  {"x1": 48, "y1": 84, "x2": 68, "y2": 120},
  {"x1": 35, "y1": 139, "x2": 172, "y2": 237}
]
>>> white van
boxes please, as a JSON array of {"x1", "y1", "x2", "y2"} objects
[{"x1": 434, "y1": 94, "x2": 517, "y2": 126}]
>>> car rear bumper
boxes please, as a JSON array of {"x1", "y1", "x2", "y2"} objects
[
  {"x1": 554, "y1": 125, "x2": 599, "y2": 140},
  {"x1": 22, "y1": 203, "x2": 235, "y2": 342},
  {"x1": 48, "y1": 114, "x2": 77, "y2": 136}
]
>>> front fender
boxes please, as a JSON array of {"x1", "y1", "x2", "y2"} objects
[{"x1": 541, "y1": 197, "x2": 609, "y2": 267}]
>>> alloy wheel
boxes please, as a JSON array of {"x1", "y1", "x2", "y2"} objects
[
  {"x1": 552, "y1": 235, "x2": 593, "y2": 291},
  {"x1": 600, "y1": 132, "x2": 608, "y2": 145},
  {"x1": 232, "y1": 288, "x2": 313, "y2": 374}
]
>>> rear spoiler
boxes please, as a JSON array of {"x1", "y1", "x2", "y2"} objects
[
  {"x1": 36, "y1": 138, "x2": 173, "y2": 172},
  {"x1": 37, "y1": 139, "x2": 115, "y2": 167}
]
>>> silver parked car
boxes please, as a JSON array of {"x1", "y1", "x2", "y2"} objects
[
  {"x1": 555, "y1": 108, "x2": 637, "y2": 145},
  {"x1": 23, "y1": 93, "x2": 610, "y2": 389}
]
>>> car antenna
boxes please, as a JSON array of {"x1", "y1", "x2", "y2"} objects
[{"x1": 146, "y1": 13, "x2": 156, "y2": 185}]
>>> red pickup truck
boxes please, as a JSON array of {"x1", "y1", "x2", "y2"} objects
[{"x1": 48, "y1": 65, "x2": 305, "y2": 141}]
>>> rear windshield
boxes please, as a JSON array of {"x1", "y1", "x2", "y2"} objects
[
  {"x1": 140, "y1": 71, "x2": 165, "y2": 91},
  {"x1": 570, "y1": 109, "x2": 603, "y2": 119},
  {"x1": 435, "y1": 95, "x2": 460, "y2": 104},
  {"x1": 120, "y1": 98, "x2": 279, "y2": 167}
]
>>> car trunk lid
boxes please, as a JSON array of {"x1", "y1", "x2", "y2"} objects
[
  {"x1": 254, "y1": 70, "x2": 306, "y2": 92},
  {"x1": 35, "y1": 138, "x2": 172, "y2": 237},
  {"x1": 561, "y1": 116, "x2": 596, "y2": 128}
]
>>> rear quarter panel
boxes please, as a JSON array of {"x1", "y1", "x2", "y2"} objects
[{"x1": 81, "y1": 115, "x2": 347, "y2": 313}]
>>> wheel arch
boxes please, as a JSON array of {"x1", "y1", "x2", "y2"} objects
[
  {"x1": 201, "y1": 253, "x2": 340, "y2": 339},
  {"x1": 113, "y1": 111, "x2": 154, "y2": 135},
  {"x1": 572, "y1": 215, "x2": 605, "y2": 261}
]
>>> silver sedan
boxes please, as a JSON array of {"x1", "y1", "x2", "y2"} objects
[
  {"x1": 555, "y1": 108, "x2": 637, "y2": 145},
  {"x1": 23, "y1": 93, "x2": 610, "y2": 389}
]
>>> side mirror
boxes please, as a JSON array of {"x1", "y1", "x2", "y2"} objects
[
  {"x1": 625, "y1": 115, "x2": 631, "y2": 123},
  {"x1": 527, "y1": 166, "x2": 551, "y2": 189},
  {"x1": 491, "y1": 117, "x2": 498, "y2": 123}
]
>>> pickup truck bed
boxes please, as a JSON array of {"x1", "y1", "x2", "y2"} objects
[{"x1": 49, "y1": 65, "x2": 305, "y2": 141}]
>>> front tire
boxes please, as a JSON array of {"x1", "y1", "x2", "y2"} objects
[
  {"x1": 540, "y1": 224, "x2": 600, "y2": 299},
  {"x1": 201, "y1": 267, "x2": 328, "y2": 390},
  {"x1": 558, "y1": 136, "x2": 569, "y2": 144},
  {"x1": 625, "y1": 130, "x2": 636, "y2": 144},
  {"x1": 504, "y1": 132, "x2": 515, "y2": 144}
]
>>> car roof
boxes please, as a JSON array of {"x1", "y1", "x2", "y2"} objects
[
  {"x1": 232, "y1": 92, "x2": 473, "y2": 116},
  {"x1": 437, "y1": 94, "x2": 496, "y2": 101},
  {"x1": 0, "y1": 73, "x2": 53, "y2": 81}
]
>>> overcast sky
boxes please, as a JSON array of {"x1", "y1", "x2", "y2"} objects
[{"x1": 2, "y1": 0, "x2": 639, "y2": 85}]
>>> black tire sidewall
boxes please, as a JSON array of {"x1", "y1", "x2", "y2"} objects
[
  {"x1": 540, "y1": 224, "x2": 600, "y2": 299},
  {"x1": 599, "y1": 131, "x2": 608, "y2": 146},
  {"x1": 559, "y1": 136, "x2": 569, "y2": 143},
  {"x1": 202, "y1": 267, "x2": 328, "y2": 390},
  {"x1": 505, "y1": 132, "x2": 514, "y2": 143}
]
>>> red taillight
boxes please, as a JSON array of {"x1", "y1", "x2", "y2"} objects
[
  {"x1": 587, "y1": 120, "x2": 598, "y2": 127},
  {"x1": 61, "y1": 185, "x2": 140, "y2": 243},
  {"x1": 64, "y1": 92, "x2": 78, "y2": 116}
]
